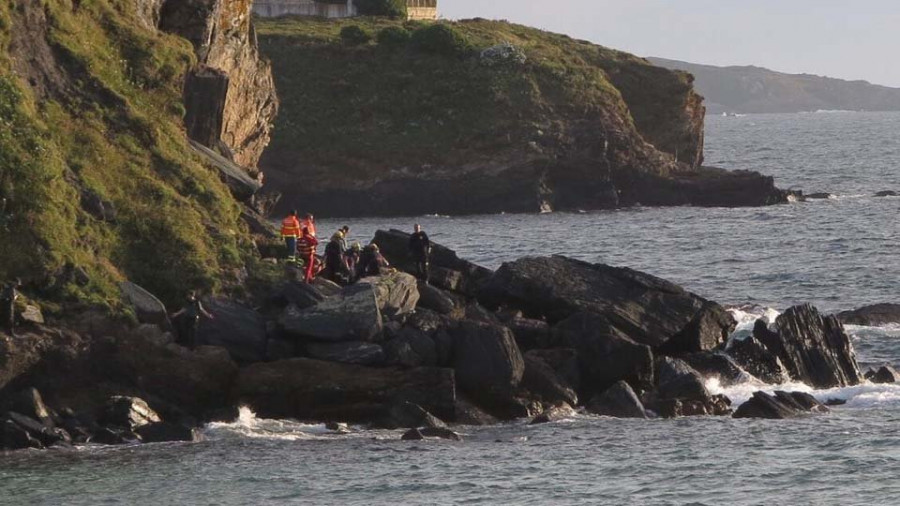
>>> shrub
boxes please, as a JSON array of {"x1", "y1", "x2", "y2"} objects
[
  {"x1": 480, "y1": 42, "x2": 527, "y2": 67},
  {"x1": 410, "y1": 24, "x2": 471, "y2": 58},
  {"x1": 376, "y1": 26, "x2": 411, "y2": 49},
  {"x1": 354, "y1": 0, "x2": 407, "y2": 18},
  {"x1": 340, "y1": 25, "x2": 372, "y2": 46}
]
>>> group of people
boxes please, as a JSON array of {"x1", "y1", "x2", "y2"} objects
[{"x1": 280, "y1": 210, "x2": 433, "y2": 286}]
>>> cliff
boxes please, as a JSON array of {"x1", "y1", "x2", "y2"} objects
[
  {"x1": 0, "y1": 0, "x2": 275, "y2": 307},
  {"x1": 256, "y1": 17, "x2": 787, "y2": 218},
  {"x1": 649, "y1": 57, "x2": 900, "y2": 114}
]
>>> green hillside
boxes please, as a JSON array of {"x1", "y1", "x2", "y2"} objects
[{"x1": 0, "y1": 1, "x2": 251, "y2": 310}]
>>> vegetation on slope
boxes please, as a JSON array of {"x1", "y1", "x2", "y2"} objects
[
  {"x1": 256, "y1": 16, "x2": 703, "y2": 197},
  {"x1": 0, "y1": 0, "x2": 251, "y2": 310}
]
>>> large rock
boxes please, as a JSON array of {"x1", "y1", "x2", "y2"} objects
[
  {"x1": 553, "y1": 312, "x2": 654, "y2": 398},
  {"x1": 756, "y1": 304, "x2": 862, "y2": 388},
  {"x1": 506, "y1": 317, "x2": 553, "y2": 351},
  {"x1": 587, "y1": 381, "x2": 647, "y2": 419},
  {"x1": 383, "y1": 327, "x2": 438, "y2": 368},
  {"x1": 726, "y1": 334, "x2": 789, "y2": 384},
  {"x1": 479, "y1": 256, "x2": 715, "y2": 347},
  {"x1": 733, "y1": 390, "x2": 828, "y2": 419},
  {"x1": 681, "y1": 351, "x2": 747, "y2": 388},
  {"x1": 359, "y1": 272, "x2": 420, "y2": 319},
  {"x1": 521, "y1": 354, "x2": 579, "y2": 407},
  {"x1": 281, "y1": 284, "x2": 382, "y2": 342},
  {"x1": 305, "y1": 341, "x2": 386, "y2": 366},
  {"x1": 659, "y1": 302, "x2": 735, "y2": 354},
  {"x1": 197, "y1": 297, "x2": 267, "y2": 363},
  {"x1": 449, "y1": 321, "x2": 525, "y2": 399},
  {"x1": 867, "y1": 365, "x2": 900, "y2": 384},
  {"x1": 377, "y1": 401, "x2": 447, "y2": 430},
  {"x1": 100, "y1": 396, "x2": 161, "y2": 431},
  {"x1": 530, "y1": 403, "x2": 577, "y2": 425},
  {"x1": 837, "y1": 304, "x2": 900, "y2": 326},
  {"x1": 372, "y1": 230, "x2": 493, "y2": 296},
  {"x1": 234, "y1": 358, "x2": 456, "y2": 422},
  {"x1": 525, "y1": 349, "x2": 581, "y2": 394},
  {"x1": 416, "y1": 282, "x2": 461, "y2": 317},
  {"x1": 120, "y1": 282, "x2": 170, "y2": 328},
  {"x1": 4, "y1": 387, "x2": 55, "y2": 428},
  {"x1": 136, "y1": 422, "x2": 203, "y2": 444},
  {"x1": 656, "y1": 357, "x2": 710, "y2": 402}
]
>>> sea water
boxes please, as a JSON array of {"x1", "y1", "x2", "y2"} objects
[{"x1": 3, "y1": 112, "x2": 900, "y2": 505}]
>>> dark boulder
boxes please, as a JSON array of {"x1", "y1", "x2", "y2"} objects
[
  {"x1": 4, "y1": 387, "x2": 55, "y2": 428},
  {"x1": 4, "y1": 412, "x2": 69, "y2": 448},
  {"x1": 521, "y1": 354, "x2": 579, "y2": 407},
  {"x1": 90, "y1": 427, "x2": 138, "y2": 445},
  {"x1": 383, "y1": 327, "x2": 438, "y2": 368},
  {"x1": 377, "y1": 402, "x2": 447, "y2": 430},
  {"x1": 586, "y1": 381, "x2": 647, "y2": 419},
  {"x1": 733, "y1": 390, "x2": 828, "y2": 419},
  {"x1": 372, "y1": 229, "x2": 493, "y2": 296},
  {"x1": 726, "y1": 334, "x2": 789, "y2": 384},
  {"x1": 135, "y1": 422, "x2": 202, "y2": 443},
  {"x1": 120, "y1": 282, "x2": 170, "y2": 329},
  {"x1": 401, "y1": 427, "x2": 462, "y2": 441},
  {"x1": 197, "y1": 297, "x2": 267, "y2": 363},
  {"x1": 553, "y1": 312, "x2": 653, "y2": 397},
  {"x1": 656, "y1": 357, "x2": 710, "y2": 402},
  {"x1": 1, "y1": 417, "x2": 44, "y2": 450},
  {"x1": 759, "y1": 304, "x2": 862, "y2": 388},
  {"x1": 874, "y1": 190, "x2": 899, "y2": 197},
  {"x1": 305, "y1": 342, "x2": 386, "y2": 366},
  {"x1": 454, "y1": 395, "x2": 499, "y2": 426},
  {"x1": 478, "y1": 256, "x2": 711, "y2": 347},
  {"x1": 416, "y1": 282, "x2": 461, "y2": 316},
  {"x1": 654, "y1": 395, "x2": 732, "y2": 418},
  {"x1": 836, "y1": 303, "x2": 900, "y2": 327},
  {"x1": 867, "y1": 365, "x2": 900, "y2": 384},
  {"x1": 506, "y1": 317, "x2": 553, "y2": 351},
  {"x1": 280, "y1": 284, "x2": 383, "y2": 343},
  {"x1": 279, "y1": 281, "x2": 326, "y2": 310},
  {"x1": 529, "y1": 403, "x2": 576, "y2": 425},
  {"x1": 805, "y1": 192, "x2": 835, "y2": 200},
  {"x1": 449, "y1": 321, "x2": 525, "y2": 399},
  {"x1": 234, "y1": 358, "x2": 456, "y2": 422},
  {"x1": 525, "y1": 349, "x2": 581, "y2": 394},
  {"x1": 681, "y1": 352, "x2": 747, "y2": 388},
  {"x1": 100, "y1": 396, "x2": 161, "y2": 431},
  {"x1": 659, "y1": 302, "x2": 735, "y2": 355}
]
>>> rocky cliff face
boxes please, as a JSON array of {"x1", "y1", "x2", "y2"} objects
[
  {"x1": 159, "y1": 0, "x2": 278, "y2": 170},
  {"x1": 255, "y1": 18, "x2": 786, "y2": 217}
]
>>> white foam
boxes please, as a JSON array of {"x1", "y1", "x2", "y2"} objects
[
  {"x1": 708, "y1": 376, "x2": 900, "y2": 410},
  {"x1": 204, "y1": 406, "x2": 341, "y2": 442}
]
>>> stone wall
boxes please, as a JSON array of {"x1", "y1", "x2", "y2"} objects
[{"x1": 253, "y1": 0, "x2": 356, "y2": 18}]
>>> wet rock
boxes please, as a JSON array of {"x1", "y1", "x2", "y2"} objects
[
  {"x1": 383, "y1": 327, "x2": 438, "y2": 368},
  {"x1": 454, "y1": 395, "x2": 499, "y2": 426},
  {"x1": 90, "y1": 427, "x2": 138, "y2": 446},
  {"x1": 479, "y1": 256, "x2": 712, "y2": 347},
  {"x1": 359, "y1": 272, "x2": 420, "y2": 319},
  {"x1": 659, "y1": 302, "x2": 735, "y2": 354},
  {"x1": 656, "y1": 357, "x2": 710, "y2": 402},
  {"x1": 401, "y1": 427, "x2": 462, "y2": 441},
  {"x1": 120, "y1": 281, "x2": 170, "y2": 328},
  {"x1": 305, "y1": 341, "x2": 386, "y2": 366},
  {"x1": 1, "y1": 417, "x2": 44, "y2": 450},
  {"x1": 326, "y1": 422, "x2": 350, "y2": 434},
  {"x1": 553, "y1": 312, "x2": 654, "y2": 397},
  {"x1": 401, "y1": 428, "x2": 425, "y2": 440},
  {"x1": 733, "y1": 391, "x2": 828, "y2": 419},
  {"x1": 867, "y1": 364, "x2": 900, "y2": 384},
  {"x1": 757, "y1": 304, "x2": 862, "y2": 388},
  {"x1": 874, "y1": 190, "x2": 899, "y2": 197},
  {"x1": 525, "y1": 349, "x2": 581, "y2": 394},
  {"x1": 279, "y1": 281, "x2": 326, "y2": 310},
  {"x1": 4, "y1": 388, "x2": 55, "y2": 428},
  {"x1": 521, "y1": 354, "x2": 578, "y2": 407},
  {"x1": 100, "y1": 397, "x2": 161, "y2": 431},
  {"x1": 197, "y1": 297, "x2": 267, "y2": 363},
  {"x1": 378, "y1": 402, "x2": 447, "y2": 430},
  {"x1": 726, "y1": 334, "x2": 789, "y2": 384},
  {"x1": 450, "y1": 321, "x2": 524, "y2": 399},
  {"x1": 680, "y1": 351, "x2": 747, "y2": 388},
  {"x1": 586, "y1": 381, "x2": 647, "y2": 419},
  {"x1": 507, "y1": 317, "x2": 552, "y2": 351},
  {"x1": 805, "y1": 192, "x2": 835, "y2": 200},
  {"x1": 416, "y1": 282, "x2": 459, "y2": 316},
  {"x1": 281, "y1": 284, "x2": 382, "y2": 343},
  {"x1": 837, "y1": 303, "x2": 900, "y2": 327},
  {"x1": 530, "y1": 403, "x2": 576, "y2": 425},
  {"x1": 135, "y1": 422, "x2": 202, "y2": 444},
  {"x1": 235, "y1": 358, "x2": 456, "y2": 423},
  {"x1": 825, "y1": 398, "x2": 847, "y2": 406}
]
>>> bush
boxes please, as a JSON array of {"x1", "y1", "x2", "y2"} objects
[
  {"x1": 376, "y1": 26, "x2": 411, "y2": 49},
  {"x1": 410, "y1": 24, "x2": 471, "y2": 58},
  {"x1": 340, "y1": 25, "x2": 372, "y2": 46},
  {"x1": 354, "y1": 0, "x2": 407, "y2": 18},
  {"x1": 480, "y1": 42, "x2": 527, "y2": 67}
]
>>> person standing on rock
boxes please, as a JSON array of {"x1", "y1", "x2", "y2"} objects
[
  {"x1": 301, "y1": 213, "x2": 317, "y2": 239},
  {"x1": 298, "y1": 227, "x2": 320, "y2": 284},
  {"x1": 322, "y1": 232, "x2": 349, "y2": 284},
  {"x1": 280, "y1": 210, "x2": 302, "y2": 263},
  {"x1": 1, "y1": 278, "x2": 21, "y2": 337},
  {"x1": 172, "y1": 291, "x2": 214, "y2": 349},
  {"x1": 345, "y1": 242, "x2": 362, "y2": 283},
  {"x1": 409, "y1": 224, "x2": 432, "y2": 283}
]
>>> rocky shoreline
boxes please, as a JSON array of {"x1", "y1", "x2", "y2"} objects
[{"x1": 2, "y1": 229, "x2": 891, "y2": 450}]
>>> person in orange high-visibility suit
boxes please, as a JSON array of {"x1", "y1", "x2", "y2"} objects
[
  {"x1": 280, "y1": 210, "x2": 302, "y2": 262},
  {"x1": 297, "y1": 227, "x2": 320, "y2": 283},
  {"x1": 301, "y1": 213, "x2": 317, "y2": 239}
]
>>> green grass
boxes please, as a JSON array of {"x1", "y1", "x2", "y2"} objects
[
  {"x1": 255, "y1": 17, "x2": 698, "y2": 181},
  {"x1": 0, "y1": 0, "x2": 251, "y2": 309}
]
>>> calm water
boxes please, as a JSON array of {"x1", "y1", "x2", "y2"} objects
[{"x1": 4, "y1": 112, "x2": 900, "y2": 505}]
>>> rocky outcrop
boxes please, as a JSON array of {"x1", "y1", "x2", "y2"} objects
[
  {"x1": 359, "y1": 272, "x2": 420, "y2": 318},
  {"x1": 159, "y1": 0, "x2": 278, "y2": 170},
  {"x1": 726, "y1": 334, "x2": 789, "y2": 384},
  {"x1": 733, "y1": 391, "x2": 829, "y2": 419},
  {"x1": 234, "y1": 358, "x2": 456, "y2": 422},
  {"x1": 866, "y1": 365, "x2": 900, "y2": 384},
  {"x1": 280, "y1": 284, "x2": 383, "y2": 342},
  {"x1": 449, "y1": 322, "x2": 524, "y2": 401},
  {"x1": 836, "y1": 303, "x2": 900, "y2": 327},
  {"x1": 587, "y1": 381, "x2": 647, "y2": 419},
  {"x1": 197, "y1": 297, "x2": 268, "y2": 363},
  {"x1": 120, "y1": 282, "x2": 170, "y2": 329}
]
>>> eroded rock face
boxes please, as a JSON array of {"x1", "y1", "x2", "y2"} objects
[{"x1": 160, "y1": 0, "x2": 278, "y2": 170}]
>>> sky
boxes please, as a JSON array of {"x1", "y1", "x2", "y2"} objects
[{"x1": 440, "y1": 0, "x2": 900, "y2": 88}]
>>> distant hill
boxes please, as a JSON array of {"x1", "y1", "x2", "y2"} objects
[{"x1": 649, "y1": 57, "x2": 900, "y2": 114}]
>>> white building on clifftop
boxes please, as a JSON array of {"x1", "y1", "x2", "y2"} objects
[{"x1": 253, "y1": 0, "x2": 437, "y2": 20}]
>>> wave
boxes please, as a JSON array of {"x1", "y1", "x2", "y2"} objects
[
  {"x1": 708, "y1": 375, "x2": 900, "y2": 410},
  {"x1": 204, "y1": 407, "x2": 348, "y2": 442}
]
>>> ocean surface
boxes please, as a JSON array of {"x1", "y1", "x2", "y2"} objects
[{"x1": 4, "y1": 112, "x2": 900, "y2": 505}]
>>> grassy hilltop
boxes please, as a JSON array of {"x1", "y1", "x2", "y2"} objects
[
  {"x1": 256, "y1": 16, "x2": 707, "y2": 216},
  {"x1": 0, "y1": 1, "x2": 250, "y2": 310}
]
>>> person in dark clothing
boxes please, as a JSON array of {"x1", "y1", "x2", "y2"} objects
[
  {"x1": 1, "y1": 279, "x2": 21, "y2": 337},
  {"x1": 345, "y1": 242, "x2": 362, "y2": 283},
  {"x1": 172, "y1": 291, "x2": 214, "y2": 349},
  {"x1": 408, "y1": 224, "x2": 432, "y2": 283},
  {"x1": 357, "y1": 243, "x2": 391, "y2": 279},
  {"x1": 322, "y1": 233, "x2": 348, "y2": 284}
]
